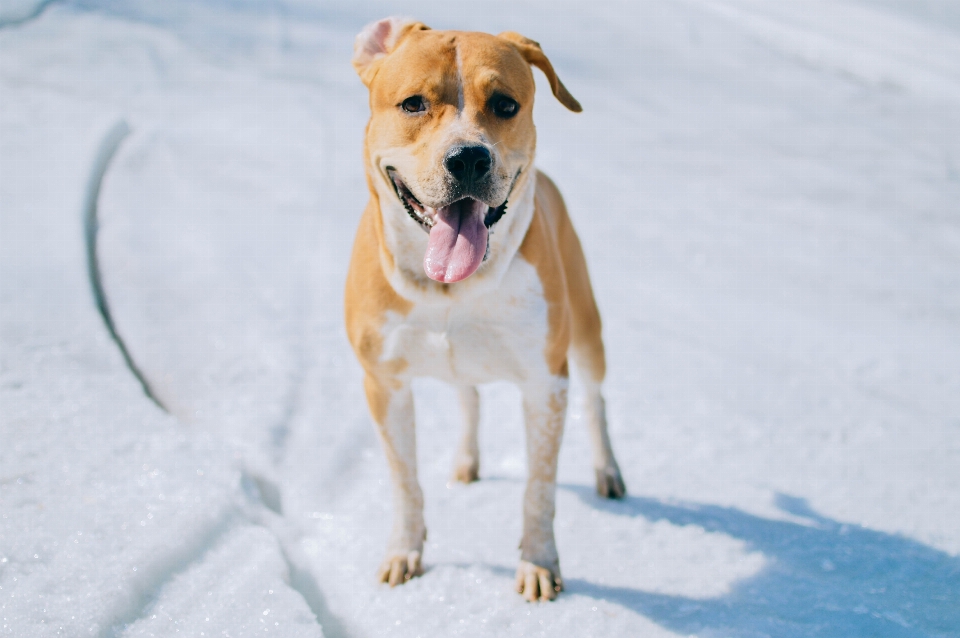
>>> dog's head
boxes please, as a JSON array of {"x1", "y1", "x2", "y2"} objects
[{"x1": 353, "y1": 17, "x2": 581, "y2": 284}]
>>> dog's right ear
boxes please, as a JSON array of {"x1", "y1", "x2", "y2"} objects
[{"x1": 353, "y1": 17, "x2": 430, "y2": 86}]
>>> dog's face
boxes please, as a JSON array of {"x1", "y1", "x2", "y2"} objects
[{"x1": 354, "y1": 18, "x2": 580, "y2": 283}]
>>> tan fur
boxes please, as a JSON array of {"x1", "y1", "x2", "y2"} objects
[
  {"x1": 532, "y1": 171, "x2": 606, "y2": 383},
  {"x1": 345, "y1": 17, "x2": 625, "y2": 602},
  {"x1": 345, "y1": 197, "x2": 412, "y2": 423}
]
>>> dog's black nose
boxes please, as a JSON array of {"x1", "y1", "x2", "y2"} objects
[{"x1": 444, "y1": 146, "x2": 491, "y2": 185}]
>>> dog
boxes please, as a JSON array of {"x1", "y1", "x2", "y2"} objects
[{"x1": 346, "y1": 17, "x2": 625, "y2": 602}]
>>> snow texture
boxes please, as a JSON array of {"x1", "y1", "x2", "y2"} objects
[{"x1": 2, "y1": 1, "x2": 958, "y2": 637}]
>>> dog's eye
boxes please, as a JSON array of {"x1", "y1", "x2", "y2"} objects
[
  {"x1": 401, "y1": 96, "x2": 426, "y2": 113},
  {"x1": 492, "y1": 96, "x2": 519, "y2": 118}
]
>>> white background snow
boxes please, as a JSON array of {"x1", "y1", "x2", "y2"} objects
[{"x1": 2, "y1": 0, "x2": 959, "y2": 636}]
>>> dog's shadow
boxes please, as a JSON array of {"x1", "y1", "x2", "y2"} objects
[{"x1": 477, "y1": 483, "x2": 960, "y2": 637}]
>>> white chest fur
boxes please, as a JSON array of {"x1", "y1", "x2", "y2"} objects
[{"x1": 379, "y1": 255, "x2": 550, "y2": 386}]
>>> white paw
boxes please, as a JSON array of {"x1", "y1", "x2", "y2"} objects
[
  {"x1": 515, "y1": 560, "x2": 562, "y2": 602},
  {"x1": 376, "y1": 550, "x2": 423, "y2": 587}
]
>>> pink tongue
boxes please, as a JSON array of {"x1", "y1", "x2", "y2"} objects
[{"x1": 423, "y1": 199, "x2": 488, "y2": 283}]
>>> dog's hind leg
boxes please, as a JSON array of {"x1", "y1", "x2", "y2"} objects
[
  {"x1": 568, "y1": 303, "x2": 625, "y2": 498},
  {"x1": 364, "y1": 373, "x2": 427, "y2": 586},
  {"x1": 579, "y1": 379, "x2": 625, "y2": 498},
  {"x1": 452, "y1": 385, "x2": 481, "y2": 483},
  {"x1": 547, "y1": 182, "x2": 625, "y2": 498}
]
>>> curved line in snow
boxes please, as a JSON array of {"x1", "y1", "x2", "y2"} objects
[
  {"x1": 0, "y1": 0, "x2": 59, "y2": 28},
  {"x1": 83, "y1": 120, "x2": 167, "y2": 412}
]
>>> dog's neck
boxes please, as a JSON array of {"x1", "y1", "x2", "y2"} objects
[{"x1": 373, "y1": 168, "x2": 538, "y2": 304}]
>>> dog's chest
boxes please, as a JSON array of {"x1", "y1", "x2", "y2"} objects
[{"x1": 380, "y1": 255, "x2": 549, "y2": 385}]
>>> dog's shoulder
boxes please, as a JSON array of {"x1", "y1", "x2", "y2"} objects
[
  {"x1": 345, "y1": 198, "x2": 412, "y2": 368},
  {"x1": 520, "y1": 169, "x2": 576, "y2": 283}
]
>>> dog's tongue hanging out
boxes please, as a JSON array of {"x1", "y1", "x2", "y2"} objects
[{"x1": 423, "y1": 198, "x2": 488, "y2": 282}]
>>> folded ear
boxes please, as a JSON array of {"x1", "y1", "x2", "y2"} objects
[
  {"x1": 353, "y1": 17, "x2": 431, "y2": 86},
  {"x1": 497, "y1": 31, "x2": 582, "y2": 112}
]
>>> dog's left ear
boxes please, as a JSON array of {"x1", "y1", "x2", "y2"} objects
[
  {"x1": 497, "y1": 32, "x2": 582, "y2": 113},
  {"x1": 353, "y1": 17, "x2": 431, "y2": 86}
]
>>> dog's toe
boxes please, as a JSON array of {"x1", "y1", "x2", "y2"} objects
[
  {"x1": 595, "y1": 466, "x2": 626, "y2": 499},
  {"x1": 515, "y1": 560, "x2": 562, "y2": 602},
  {"x1": 377, "y1": 551, "x2": 423, "y2": 587}
]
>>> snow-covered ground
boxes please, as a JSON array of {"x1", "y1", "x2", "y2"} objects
[{"x1": 2, "y1": 1, "x2": 959, "y2": 636}]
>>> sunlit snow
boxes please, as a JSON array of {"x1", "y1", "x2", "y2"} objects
[{"x1": 2, "y1": 1, "x2": 959, "y2": 636}]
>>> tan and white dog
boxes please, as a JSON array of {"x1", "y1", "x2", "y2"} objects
[{"x1": 346, "y1": 17, "x2": 625, "y2": 602}]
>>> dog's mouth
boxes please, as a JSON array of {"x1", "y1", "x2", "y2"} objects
[{"x1": 388, "y1": 170, "x2": 509, "y2": 283}]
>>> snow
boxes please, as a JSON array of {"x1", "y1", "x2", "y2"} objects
[{"x1": 1, "y1": 1, "x2": 958, "y2": 637}]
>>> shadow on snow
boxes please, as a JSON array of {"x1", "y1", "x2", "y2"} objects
[{"x1": 552, "y1": 485, "x2": 959, "y2": 637}]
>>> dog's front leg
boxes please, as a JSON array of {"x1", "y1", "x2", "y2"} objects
[
  {"x1": 516, "y1": 375, "x2": 568, "y2": 601},
  {"x1": 364, "y1": 373, "x2": 426, "y2": 586}
]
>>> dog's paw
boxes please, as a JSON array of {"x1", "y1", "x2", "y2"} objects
[
  {"x1": 595, "y1": 466, "x2": 626, "y2": 499},
  {"x1": 376, "y1": 550, "x2": 423, "y2": 587},
  {"x1": 515, "y1": 560, "x2": 562, "y2": 602},
  {"x1": 452, "y1": 457, "x2": 479, "y2": 483}
]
